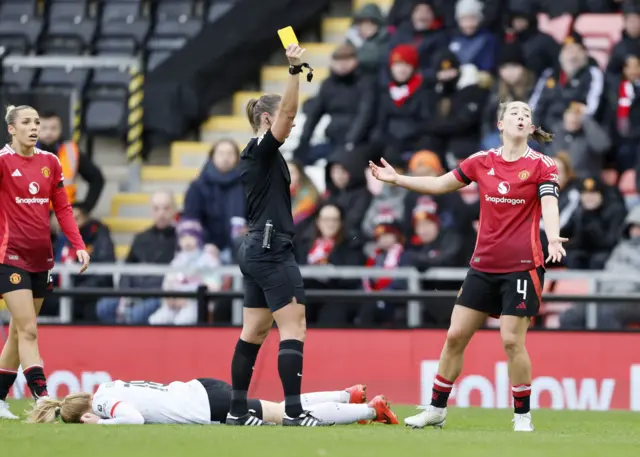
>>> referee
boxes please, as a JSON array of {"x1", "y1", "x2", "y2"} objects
[{"x1": 226, "y1": 44, "x2": 332, "y2": 427}]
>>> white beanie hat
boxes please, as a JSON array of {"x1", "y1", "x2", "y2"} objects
[{"x1": 456, "y1": 0, "x2": 484, "y2": 20}]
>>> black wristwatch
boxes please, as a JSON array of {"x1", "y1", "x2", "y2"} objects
[{"x1": 289, "y1": 64, "x2": 303, "y2": 75}]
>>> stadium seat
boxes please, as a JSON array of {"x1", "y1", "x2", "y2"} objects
[
  {"x1": 93, "y1": 37, "x2": 138, "y2": 55},
  {"x1": 542, "y1": 279, "x2": 590, "y2": 328},
  {"x1": 37, "y1": 68, "x2": 91, "y2": 91},
  {"x1": 83, "y1": 98, "x2": 126, "y2": 135},
  {"x1": 619, "y1": 169, "x2": 637, "y2": 195},
  {"x1": 146, "y1": 36, "x2": 188, "y2": 53},
  {"x1": 89, "y1": 65, "x2": 131, "y2": 92},
  {"x1": 44, "y1": 0, "x2": 97, "y2": 52},
  {"x1": 1, "y1": 66, "x2": 36, "y2": 90},
  {"x1": 155, "y1": 0, "x2": 196, "y2": 19},
  {"x1": 574, "y1": 14, "x2": 623, "y2": 69},
  {"x1": 536, "y1": 13, "x2": 573, "y2": 44},
  {"x1": 0, "y1": 36, "x2": 30, "y2": 55},
  {"x1": 0, "y1": 1, "x2": 43, "y2": 51},
  {"x1": 99, "y1": 1, "x2": 150, "y2": 48}
]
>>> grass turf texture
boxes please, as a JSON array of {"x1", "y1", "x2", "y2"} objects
[{"x1": 3, "y1": 400, "x2": 639, "y2": 457}]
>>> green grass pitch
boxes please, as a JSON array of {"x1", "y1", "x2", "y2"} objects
[{"x1": 3, "y1": 400, "x2": 640, "y2": 457}]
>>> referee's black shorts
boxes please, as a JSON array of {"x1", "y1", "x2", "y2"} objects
[
  {"x1": 455, "y1": 266, "x2": 545, "y2": 318},
  {"x1": 237, "y1": 231, "x2": 306, "y2": 312},
  {"x1": 196, "y1": 378, "x2": 263, "y2": 423},
  {"x1": 0, "y1": 264, "x2": 52, "y2": 299}
]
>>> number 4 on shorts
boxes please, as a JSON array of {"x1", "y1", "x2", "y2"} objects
[{"x1": 516, "y1": 279, "x2": 527, "y2": 300}]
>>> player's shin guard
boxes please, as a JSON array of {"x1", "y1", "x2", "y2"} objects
[
  {"x1": 512, "y1": 384, "x2": 531, "y2": 414},
  {"x1": 0, "y1": 368, "x2": 18, "y2": 401},
  {"x1": 23, "y1": 365, "x2": 48, "y2": 399},
  {"x1": 230, "y1": 339, "x2": 261, "y2": 416},
  {"x1": 431, "y1": 374, "x2": 453, "y2": 408},
  {"x1": 278, "y1": 339, "x2": 304, "y2": 418}
]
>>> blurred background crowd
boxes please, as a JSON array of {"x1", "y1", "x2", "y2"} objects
[{"x1": 2, "y1": 0, "x2": 640, "y2": 331}]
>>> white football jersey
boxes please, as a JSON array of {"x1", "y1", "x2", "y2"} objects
[{"x1": 92, "y1": 379, "x2": 211, "y2": 424}]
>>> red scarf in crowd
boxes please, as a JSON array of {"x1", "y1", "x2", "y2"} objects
[
  {"x1": 618, "y1": 80, "x2": 635, "y2": 120},
  {"x1": 307, "y1": 238, "x2": 335, "y2": 265},
  {"x1": 363, "y1": 243, "x2": 404, "y2": 291},
  {"x1": 389, "y1": 73, "x2": 424, "y2": 107}
]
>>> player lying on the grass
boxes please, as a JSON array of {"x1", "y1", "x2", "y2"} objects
[{"x1": 27, "y1": 378, "x2": 398, "y2": 426}]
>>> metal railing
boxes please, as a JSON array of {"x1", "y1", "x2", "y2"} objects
[{"x1": 46, "y1": 264, "x2": 640, "y2": 328}]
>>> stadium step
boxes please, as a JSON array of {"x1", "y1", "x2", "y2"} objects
[
  {"x1": 115, "y1": 244, "x2": 130, "y2": 260},
  {"x1": 296, "y1": 42, "x2": 335, "y2": 68},
  {"x1": 353, "y1": 0, "x2": 393, "y2": 13},
  {"x1": 110, "y1": 192, "x2": 185, "y2": 218},
  {"x1": 322, "y1": 17, "x2": 351, "y2": 44},
  {"x1": 199, "y1": 115, "x2": 253, "y2": 145},
  {"x1": 170, "y1": 141, "x2": 211, "y2": 168},
  {"x1": 260, "y1": 66, "x2": 328, "y2": 98}
]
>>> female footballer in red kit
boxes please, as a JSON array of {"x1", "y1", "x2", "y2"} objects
[
  {"x1": 0, "y1": 105, "x2": 90, "y2": 419},
  {"x1": 370, "y1": 101, "x2": 566, "y2": 432}
]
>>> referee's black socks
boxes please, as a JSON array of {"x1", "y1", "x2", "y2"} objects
[
  {"x1": 230, "y1": 339, "x2": 261, "y2": 417},
  {"x1": 278, "y1": 339, "x2": 304, "y2": 418}
]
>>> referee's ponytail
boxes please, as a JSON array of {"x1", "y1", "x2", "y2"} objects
[{"x1": 246, "y1": 94, "x2": 282, "y2": 134}]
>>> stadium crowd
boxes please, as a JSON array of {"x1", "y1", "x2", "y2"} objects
[{"x1": 44, "y1": 0, "x2": 640, "y2": 330}]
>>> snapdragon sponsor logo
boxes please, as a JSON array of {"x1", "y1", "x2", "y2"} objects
[
  {"x1": 15, "y1": 196, "x2": 50, "y2": 205},
  {"x1": 484, "y1": 194, "x2": 525, "y2": 206}
]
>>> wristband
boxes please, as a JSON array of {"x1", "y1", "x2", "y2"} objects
[{"x1": 288, "y1": 63, "x2": 314, "y2": 82}]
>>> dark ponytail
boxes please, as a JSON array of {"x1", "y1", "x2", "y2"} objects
[
  {"x1": 530, "y1": 126, "x2": 554, "y2": 144},
  {"x1": 246, "y1": 99, "x2": 260, "y2": 133}
]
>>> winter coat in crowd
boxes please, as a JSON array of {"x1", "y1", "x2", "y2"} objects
[{"x1": 346, "y1": 3, "x2": 390, "y2": 75}]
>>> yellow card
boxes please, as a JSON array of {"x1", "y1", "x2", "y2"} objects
[{"x1": 278, "y1": 26, "x2": 298, "y2": 48}]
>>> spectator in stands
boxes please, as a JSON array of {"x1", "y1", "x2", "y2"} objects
[
  {"x1": 419, "y1": 50, "x2": 489, "y2": 163},
  {"x1": 324, "y1": 154, "x2": 372, "y2": 239},
  {"x1": 564, "y1": 176, "x2": 627, "y2": 270},
  {"x1": 346, "y1": 3, "x2": 390, "y2": 75},
  {"x1": 360, "y1": 215, "x2": 410, "y2": 326},
  {"x1": 288, "y1": 159, "x2": 321, "y2": 238},
  {"x1": 606, "y1": 1, "x2": 640, "y2": 87},
  {"x1": 530, "y1": 32, "x2": 605, "y2": 131},
  {"x1": 96, "y1": 191, "x2": 178, "y2": 324},
  {"x1": 614, "y1": 52, "x2": 640, "y2": 174},
  {"x1": 504, "y1": 5, "x2": 561, "y2": 77},
  {"x1": 361, "y1": 159, "x2": 407, "y2": 239},
  {"x1": 294, "y1": 44, "x2": 376, "y2": 165},
  {"x1": 38, "y1": 112, "x2": 104, "y2": 213},
  {"x1": 448, "y1": 0, "x2": 498, "y2": 73},
  {"x1": 149, "y1": 220, "x2": 221, "y2": 326},
  {"x1": 482, "y1": 39, "x2": 536, "y2": 149},
  {"x1": 295, "y1": 202, "x2": 365, "y2": 326},
  {"x1": 402, "y1": 150, "x2": 472, "y2": 237},
  {"x1": 54, "y1": 203, "x2": 115, "y2": 321},
  {"x1": 182, "y1": 139, "x2": 245, "y2": 264},
  {"x1": 367, "y1": 44, "x2": 431, "y2": 164},
  {"x1": 385, "y1": 1, "x2": 448, "y2": 84},
  {"x1": 548, "y1": 101, "x2": 612, "y2": 177},
  {"x1": 405, "y1": 201, "x2": 465, "y2": 271},
  {"x1": 560, "y1": 205, "x2": 640, "y2": 330},
  {"x1": 540, "y1": 152, "x2": 581, "y2": 257}
]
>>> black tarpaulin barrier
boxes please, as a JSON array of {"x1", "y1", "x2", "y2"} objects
[{"x1": 143, "y1": 0, "x2": 330, "y2": 147}]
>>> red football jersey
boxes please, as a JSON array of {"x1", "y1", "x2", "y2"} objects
[
  {"x1": 0, "y1": 145, "x2": 85, "y2": 273},
  {"x1": 453, "y1": 147, "x2": 559, "y2": 273}
]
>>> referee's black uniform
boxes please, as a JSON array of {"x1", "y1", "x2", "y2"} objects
[{"x1": 237, "y1": 129, "x2": 306, "y2": 311}]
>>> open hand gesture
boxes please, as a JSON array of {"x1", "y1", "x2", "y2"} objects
[
  {"x1": 546, "y1": 237, "x2": 568, "y2": 264},
  {"x1": 286, "y1": 44, "x2": 305, "y2": 66},
  {"x1": 369, "y1": 158, "x2": 398, "y2": 185},
  {"x1": 76, "y1": 250, "x2": 91, "y2": 273}
]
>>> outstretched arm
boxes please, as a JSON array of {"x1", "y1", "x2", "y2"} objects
[
  {"x1": 271, "y1": 44, "x2": 306, "y2": 143},
  {"x1": 369, "y1": 158, "x2": 465, "y2": 195}
]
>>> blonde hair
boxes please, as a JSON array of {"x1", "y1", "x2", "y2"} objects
[
  {"x1": 5, "y1": 104, "x2": 34, "y2": 126},
  {"x1": 27, "y1": 393, "x2": 92, "y2": 424},
  {"x1": 245, "y1": 94, "x2": 282, "y2": 134},
  {"x1": 497, "y1": 101, "x2": 553, "y2": 144}
]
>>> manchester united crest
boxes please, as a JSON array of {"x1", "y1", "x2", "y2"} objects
[
  {"x1": 9, "y1": 273, "x2": 21, "y2": 285},
  {"x1": 41, "y1": 166, "x2": 51, "y2": 178},
  {"x1": 518, "y1": 170, "x2": 530, "y2": 180}
]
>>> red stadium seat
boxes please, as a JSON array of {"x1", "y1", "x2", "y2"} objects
[
  {"x1": 542, "y1": 279, "x2": 590, "y2": 328},
  {"x1": 573, "y1": 14, "x2": 624, "y2": 69},
  {"x1": 537, "y1": 13, "x2": 573, "y2": 43},
  {"x1": 601, "y1": 168, "x2": 619, "y2": 186},
  {"x1": 619, "y1": 169, "x2": 637, "y2": 195}
]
